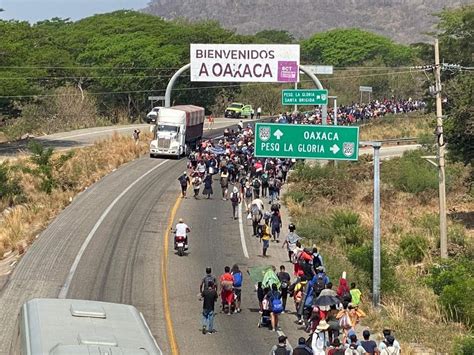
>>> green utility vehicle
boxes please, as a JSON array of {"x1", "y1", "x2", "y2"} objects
[{"x1": 224, "y1": 102, "x2": 253, "y2": 118}]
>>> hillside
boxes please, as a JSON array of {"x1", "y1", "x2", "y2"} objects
[{"x1": 143, "y1": 0, "x2": 471, "y2": 43}]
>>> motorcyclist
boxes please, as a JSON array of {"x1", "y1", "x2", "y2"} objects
[{"x1": 174, "y1": 218, "x2": 190, "y2": 250}]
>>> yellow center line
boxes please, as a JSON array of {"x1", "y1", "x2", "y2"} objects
[{"x1": 161, "y1": 193, "x2": 182, "y2": 355}]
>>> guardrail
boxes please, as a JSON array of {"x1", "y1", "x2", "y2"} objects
[{"x1": 360, "y1": 137, "x2": 419, "y2": 147}]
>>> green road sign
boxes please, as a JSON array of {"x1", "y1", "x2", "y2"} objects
[
  {"x1": 254, "y1": 123, "x2": 359, "y2": 161},
  {"x1": 282, "y1": 89, "x2": 328, "y2": 105}
]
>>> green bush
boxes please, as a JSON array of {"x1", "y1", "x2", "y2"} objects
[
  {"x1": 382, "y1": 150, "x2": 438, "y2": 194},
  {"x1": 399, "y1": 234, "x2": 429, "y2": 263},
  {"x1": 449, "y1": 224, "x2": 467, "y2": 247},
  {"x1": 425, "y1": 258, "x2": 473, "y2": 295},
  {"x1": 347, "y1": 244, "x2": 398, "y2": 293},
  {"x1": 453, "y1": 335, "x2": 474, "y2": 355},
  {"x1": 330, "y1": 210, "x2": 369, "y2": 246},
  {"x1": 413, "y1": 213, "x2": 439, "y2": 238},
  {"x1": 283, "y1": 190, "x2": 306, "y2": 204},
  {"x1": 0, "y1": 162, "x2": 24, "y2": 207},
  {"x1": 426, "y1": 258, "x2": 474, "y2": 327},
  {"x1": 440, "y1": 278, "x2": 474, "y2": 327},
  {"x1": 296, "y1": 216, "x2": 335, "y2": 243}
]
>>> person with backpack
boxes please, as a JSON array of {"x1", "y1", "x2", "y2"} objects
[
  {"x1": 260, "y1": 213, "x2": 272, "y2": 257},
  {"x1": 311, "y1": 247, "x2": 324, "y2": 273},
  {"x1": 267, "y1": 283, "x2": 283, "y2": 331},
  {"x1": 261, "y1": 171, "x2": 269, "y2": 198},
  {"x1": 200, "y1": 267, "x2": 217, "y2": 293},
  {"x1": 220, "y1": 167, "x2": 229, "y2": 200},
  {"x1": 202, "y1": 173, "x2": 213, "y2": 199},
  {"x1": 378, "y1": 330, "x2": 401, "y2": 355},
  {"x1": 269, "y1": 335, "x2": 293, "y2": 355},
  {"x1": 244, "y1": 181, "x2": 253, "y2": 214},
  {"x1": 282, "y1": 223, "x2": 301, "y2": 263},
  {"x1": 231, "y1": 264, "x2": 243, "y2": 313},
  {"x1": 252, "y1": 176, "x2": 261, "y2": 198},
  {"x1": 270, "y1": 209, "x2": 282, "y2": 242},
  {"x1": 349, "y1": 283, "x2": 362, "y2": 306},
  {"x1": 177, "y1": 171, "x2": 190, "y2": 198},
  {"x1": 230, "y1": 186, "x2": 241, "y2": 220},
  {"x1": 293, "y1": 337, "x2": 313, "y2": 355},
  {"x1": 219, "y1": 266, "x2": 234, "y2": 315},
  {"x1": 360, "y1": 330, "x2": 378, "y2": 355},
  {"x1": 268, "y1": 176, "x2": 276, "y2": 204},
  {"x1": 277, "y1": 265, "x2": 291, "y2": 313},
  {"x1": 311, "y1": 320, "x2": 330, "y2": 355},
  {"x1": 326, "y1": 338, "x2": 345, "y2": 355},
  {"x1": 336, "y1": 278, "x2": 352, "y2": 303}
]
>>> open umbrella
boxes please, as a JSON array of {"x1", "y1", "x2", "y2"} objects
[{"x1": 313, "y1": 295, "x2": 342, "y2": 311}]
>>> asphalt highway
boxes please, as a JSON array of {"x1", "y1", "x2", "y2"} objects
[
  {"x1": 1, "y1": 119, "x2": 298, "y2": 355},
  {"x1": 0, "y1": 119, "x2": 420, "y2": 354}
]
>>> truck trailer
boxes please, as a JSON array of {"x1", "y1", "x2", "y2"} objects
[{"x1": 149, "y1": 105, "x2": 205, "y2": 159}]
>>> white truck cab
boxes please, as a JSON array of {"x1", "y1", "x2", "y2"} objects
[{"x1": 149, "y1": 105, "x2": 204, "y2": 159}]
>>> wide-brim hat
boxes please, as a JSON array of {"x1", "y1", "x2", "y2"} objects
[{"x1": 316, "y1": 320, "x2": 330, "y2": 330}]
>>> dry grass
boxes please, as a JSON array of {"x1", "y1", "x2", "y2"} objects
[
  {"x1": 360, "y1": 113, "x2": 435, "y2": 141},
  {"x1": 0, "y1": 132, "x2": 151, "y2": 256},
  {"x1": 285, "y1": 159, "x2": 472, "y2": 353}
]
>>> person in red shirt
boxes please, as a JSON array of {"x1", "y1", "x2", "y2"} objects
[{"x1": 219, "y1": 266, "x2": 234, "y2": 315}]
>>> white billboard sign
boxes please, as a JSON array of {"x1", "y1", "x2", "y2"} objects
[
  {"x1": 304, "y1": 65, "x2": 334, "y2": 75},
  {"x1": 190, "y1": 44, "x2": 300, "y2": 83},
  {"x1": 359, "y1": 86, "x2": 373, "y2": 92}
]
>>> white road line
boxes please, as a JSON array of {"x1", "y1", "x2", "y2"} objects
[
  {"x1": 238, "y1": 201, "x2": 249, "y2": 259},
  {"x1": 58, "y1": 159, "x2": 168, "y2": 298}
]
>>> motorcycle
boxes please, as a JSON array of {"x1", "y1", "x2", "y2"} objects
[{"x1": 174, "y1": 235, "x2": 188, "y2": 256}]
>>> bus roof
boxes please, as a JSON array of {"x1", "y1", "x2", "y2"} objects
[{"x1": 22, "y1": 298, "x2": 162, "y2": 355}]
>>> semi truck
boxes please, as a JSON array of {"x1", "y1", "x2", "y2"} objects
[{"x1": 149, "y1": 105, "x2": 205, "y2": 159}]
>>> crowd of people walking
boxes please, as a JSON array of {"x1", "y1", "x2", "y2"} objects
[
  {"x1": 273, "y1": 97, "x2": 425, "y2": 126},
  {"x1": 182, "y1": 112, "x2": 401, "y2": 354}
]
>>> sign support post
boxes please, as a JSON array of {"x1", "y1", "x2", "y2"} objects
[
  {"x1": 360, "y1": 141, "x2": 382, "y2": 307},
  {"x1": 373, "y1": 142, "x2": 381, "y2": 307},
  {"x1": 294, "y1": 81, "x2": 298, "y2": 113}
]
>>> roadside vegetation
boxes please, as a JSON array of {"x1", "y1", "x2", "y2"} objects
[
  {"x1": 0, "y1": 9, "x2": 430, "y2": 139},
  {"x1": 284, "y1": 151, "x2": 472, "y2": 353},
  {"x1": 0, "y1": 133, "x2": 150, "y2": 258}
]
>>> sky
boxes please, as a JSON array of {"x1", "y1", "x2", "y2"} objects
[{"x1": 0, "y1": 0, "x2": 149, "y2": 23}]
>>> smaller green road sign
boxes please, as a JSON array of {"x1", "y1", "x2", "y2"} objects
[
  {"x1": 254, "y1": 123, "x2": 359, "y2": 161},
  {"x1": 282, "y1": 89, "x2": 328, "y2": 105}
]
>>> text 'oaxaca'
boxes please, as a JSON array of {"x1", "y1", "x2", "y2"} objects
[{"x1": 254, "y1": 123, "x2": 360, "y2": 161}]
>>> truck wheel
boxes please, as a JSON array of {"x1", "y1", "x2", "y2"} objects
[
  {"x1": 149, "y1": 154, "x2": 155, "y2": 158},
  {"x1": 236, "y1": 113, "x2": 241, "y2": 119}
]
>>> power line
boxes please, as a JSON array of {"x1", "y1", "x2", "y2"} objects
[
  {"x1": 0, "y1": 70, "x2": 426, "y2": 99},
  {"x1": 0, "y1": 68, "x2": 426, "y2": 81},
  {"x1": 0, "y1": 65, "x2": 182, "y2": 70}
]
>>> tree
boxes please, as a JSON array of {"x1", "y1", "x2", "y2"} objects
[
  {"x1": 255, "y1": 30, "x2": 295, "y2": 44},
  {"x1": 301, "y1": 28, "x2": 414, "y2": 66},
  {"x1": 436, "y1": 5, "x2": 474, "y2": 66},
  {"x1": 435, "y1": 6, "x2": 474, "y2": 166},
  {"x1": 444, "y1": 75, "x2": 474, "y2": 166}
]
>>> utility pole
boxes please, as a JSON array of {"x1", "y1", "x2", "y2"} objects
[{"x1": 434, "y1": 39, "x2": 448, "y2": 259}]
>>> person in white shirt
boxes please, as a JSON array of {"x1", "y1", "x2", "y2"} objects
[
  {"x1": 378, "y1": 331, "x2": 400, "y2": 355},
  {"x1": 175, "y1": 218, "x2": 190, "y2": 249}
]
